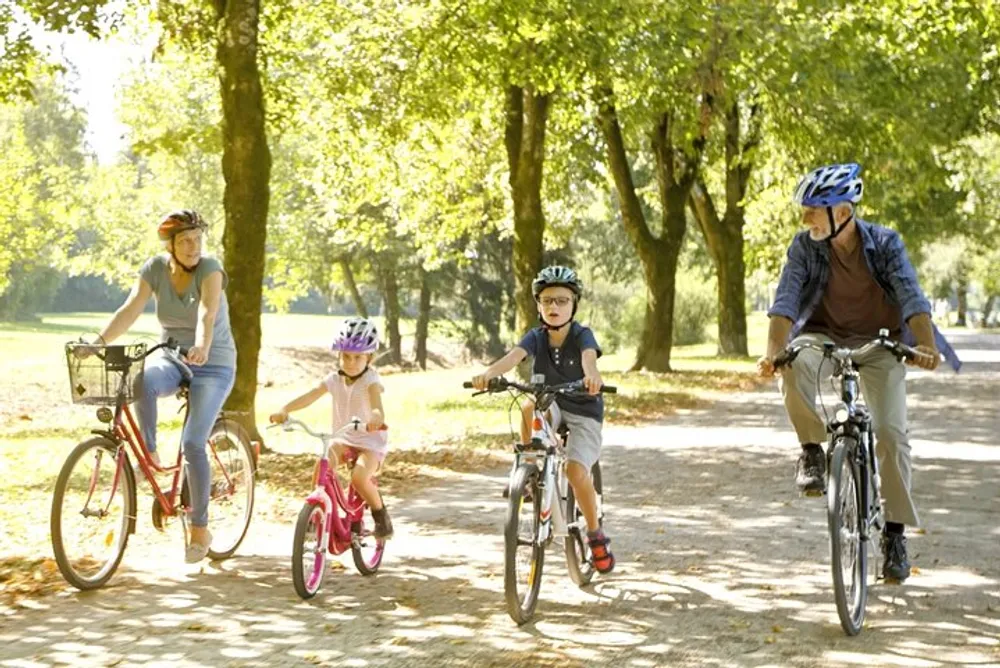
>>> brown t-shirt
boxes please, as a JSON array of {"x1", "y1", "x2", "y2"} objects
[{"x1": 803, "y1": 241, "x2": 902, "y2": 345}]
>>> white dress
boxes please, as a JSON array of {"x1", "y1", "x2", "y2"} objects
[{"x1": 323, "y1": 368, "x2": 388, "y2": 456}]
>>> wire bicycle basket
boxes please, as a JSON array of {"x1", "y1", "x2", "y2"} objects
[{"x1": 65, "y1": 343, "x2": 146, "y2": 405}]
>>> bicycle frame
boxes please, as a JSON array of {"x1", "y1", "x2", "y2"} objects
[
  {"x1": 96, "y1": 347, "x2": 239, "y2": 527},
  {"x1": 778, "y1": 335, "x2": 906, "y2": 543},
  {"x1": 511, "y1": 403, "x2": 602, "y2": 547},
  {"x1": 826, "y1": 359, "x2": 884, "y2": 542},
  {"x1": 511, "y1": 410, "x2": 565, "y2": 546},
  {"x1": 308, "y1": 452, "x2": 368, "y2": 556},
  {"x1": 281, "y1": 419, "x2": 372, "y2": 556}
]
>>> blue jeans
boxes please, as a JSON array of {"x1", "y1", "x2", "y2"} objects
[{"x1": 134, "y1": 356, "x2": 236, "y2": 527}]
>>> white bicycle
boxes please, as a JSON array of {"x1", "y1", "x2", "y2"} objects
[{"x1": 464, "y1": 375, "x2": 616, "y2": 624}]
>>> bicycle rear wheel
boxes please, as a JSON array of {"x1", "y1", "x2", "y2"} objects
[
  {"x1": 205, "y1": 420, "x2": 256, "y2": 560},
  {"x1": 350, "y1": 489, "x2": 385, "y2": 576},
  {"x1": 828, "y1": 437, "x2": 868, "y2": 636},
  {"x1": 565, "y1": 461, "x2": 602, "y2": 586},
  {"x1": 504, "y1": 463, "x2": 544, "y2": 625},
  {"x1": 291, "y1": 502, "x2": 327, "y2": 599},
  {"x1": 51, "y1": 437, "x2": 136, "y2": 590}
]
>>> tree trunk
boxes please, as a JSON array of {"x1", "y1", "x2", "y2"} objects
[
  {"x1": 415, "y1": 267, "x2": 432, "y2": 370},
  {"x1": 215, "y1": 0, "x2": 271, "y2": 443},
  {"x1": 598, "y1": 95, "x2": 706, "y2": 372},
  {"x1": 956, "y1": 275, "x2": 968, "y2": 327},
  {"x1": 339, "y1": 258, "x2": 368, "y2": 318},
  {"x1": 689, "y1": 185, "x2": 748, "y2": 356},
  {"x1": 506, "y1": 85, "x2": 549, "y2": 335},
  {"x1": 374, "y1": 253, "x2": 402, "y2": 364},
  {"x1": 688, "y1": 100, "x2": 760, "y2": 357},
  {"x1": 982, "y1": 294, "x2": 996, "y2": 328}
]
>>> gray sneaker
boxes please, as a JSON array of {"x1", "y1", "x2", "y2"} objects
[
  {"x1": 795, "y1": 445, "x2": 826, "y2": 495},
  {"x1": 185, "y1": 530, "x2": 213, "y2": 564}
]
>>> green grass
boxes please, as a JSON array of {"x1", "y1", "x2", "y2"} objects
[
  {"x1": 0, "y1": 310, "x2": 775, "y2": 589},
  {"x1": 0, "y1": 311, "x2": 773, "y2": 444}
]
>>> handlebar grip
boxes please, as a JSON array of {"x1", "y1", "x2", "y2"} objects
[
  {"x1": 773, "y1": 350, "x2": 796, "y2": 369},
  {"x1": 463, "y1": 381, "x2": 474, "y2": 389},
  {"x1": 601, "y1": 385, "x2": 617, "y2": 394},
  {"x1": 179, "y1": 346, "x2": 190, "y2": 358}
]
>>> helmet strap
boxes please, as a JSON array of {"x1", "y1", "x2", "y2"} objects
[
  {"x1": 338, "y1": 364, "x2": 370, "y2": 381},
  {"x1": 170, "y1": 249, "x2": 199, "y2": 274},
  {"x1": 537, "y1": 300, "x2": 578, "y2": 331},
  {"x1": 826, "y1": 206, "x2": 854, "y2": 241}
]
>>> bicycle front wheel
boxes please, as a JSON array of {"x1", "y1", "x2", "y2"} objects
[
  {"x1": 292, "y1": 502, "x2": 327, "y2": 599},
  {"x1": 565, "y1": 461, "x2": 602, "y2": 586},
  {"x1": 206, "y1": 420, "x2": 256, "y2": 560},
  {"x1": 504, "y1": 463, "x2": 544, "y2": 625},
  {"x1": 828, "y1": 437, "x2": 868, "y2": 636},
  {"x1": 51, "y1": 437, "x2": 136, "y2": 590}
]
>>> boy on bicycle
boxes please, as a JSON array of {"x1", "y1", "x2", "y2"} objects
[{"x1": 472, "y1": 265, "x2": 614, "y2": 574}]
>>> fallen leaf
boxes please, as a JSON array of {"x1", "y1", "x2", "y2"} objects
[
  {"x1": 772, "y1": 625, "x2": 783, "y2": 633},
  {"x1": 764, "y1": 636, "x2": 776, "y2": 644}
]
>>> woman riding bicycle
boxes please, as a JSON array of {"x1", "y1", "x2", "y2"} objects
[{"x1": 84, "y1": 209, "x2": 237, "y2": 563}]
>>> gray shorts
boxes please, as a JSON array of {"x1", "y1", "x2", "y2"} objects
[{"x1": 548, "y1": 403, "x2": 603, "y2": 469}]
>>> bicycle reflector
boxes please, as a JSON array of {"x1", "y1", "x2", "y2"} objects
[
  {"x1": 96, "y1": 407, "x2": 113, "y2": 423},
  {"x1": 532, "y1": 417, "x2": 543, "y2": 431},
  {"x1": 834, "y1": 404, "x2": 850, "y2": 423}
]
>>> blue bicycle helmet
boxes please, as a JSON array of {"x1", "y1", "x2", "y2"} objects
[{"x1": 793, "y1": 163, "x2": 863, "y2": 208}]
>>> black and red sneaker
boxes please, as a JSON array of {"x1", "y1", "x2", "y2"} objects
[{"x1": 588, "y1": 530, "x2": 615, "y2": 574}]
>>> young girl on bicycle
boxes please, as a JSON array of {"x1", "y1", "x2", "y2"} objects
[{"x1": 269, "y1": 317, "x2": 393, "y2": 539}]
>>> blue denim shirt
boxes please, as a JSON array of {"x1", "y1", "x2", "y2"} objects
[{"x1": 768, "y1": 219, "x2": 960, "y2": 371}]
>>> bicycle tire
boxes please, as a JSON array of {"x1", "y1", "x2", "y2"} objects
[
  {"x1": 504, "y1": 463, "x2": 544, "y2": 624},
  {"x1": 291, "y1": 502, "x2": 327, "y2": 599},
  {"x1": 828, "y1": 437, "x2": 868, "y2": 636},
  {"x1": 206, "y1": 421, "x2": 256, "y2": 560},
  {"x1": 565, "y1": 461, "x2": 602, "y2": 586},
  {"x1": 51, "y1": 437, "x2": 135, "y2": 590}
]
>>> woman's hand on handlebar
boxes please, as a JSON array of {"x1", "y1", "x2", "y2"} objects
[
  {"x1": 269, "y1": 410, "x2": 289, "y2": 425},
  {"x1": 184, "y1": 345, "x2": 209, "y2": 366}
]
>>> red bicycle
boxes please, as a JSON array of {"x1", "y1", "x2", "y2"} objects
[
  {"x1": 52, "y1": 340, "x2": 256, "y2": 590},
  {"x1": 272, "y1": 418, "x2": 386, "y2": 599}
]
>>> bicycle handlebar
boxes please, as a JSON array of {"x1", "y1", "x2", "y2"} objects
[
  {"x1": 267, "y1": 417, "x2": 334, "y2": 442},
  {"x1": 463, "y1": 377, "x2": 617, "y2": 396},
  {"x1": 773, "y1": 330, "x2": 921, "y2": 370},
  {"x1": 267, "y1": 416, "x2": 383, "y2": 442}
]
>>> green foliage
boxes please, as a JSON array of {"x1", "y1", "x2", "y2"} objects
[{"x1": 0, "y1": 72, "x2": 89, "y2": 305}]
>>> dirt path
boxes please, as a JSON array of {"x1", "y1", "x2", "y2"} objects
[{"x1": 2, "y1": 331, "x2": 998, "y2": 667}]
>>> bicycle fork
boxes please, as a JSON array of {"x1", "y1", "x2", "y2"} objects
[{"x1": 857, "y1": 426, "x2": 885, "y2": 547}]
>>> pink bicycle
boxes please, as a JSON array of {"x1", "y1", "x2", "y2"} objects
[{"x1": 273, "y1": 418, "x2": 386, "y2": 599}]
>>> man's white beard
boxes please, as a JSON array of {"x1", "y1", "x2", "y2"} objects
[{"x1": 808, "y1": 227, "x2": 830, "y2": 241}]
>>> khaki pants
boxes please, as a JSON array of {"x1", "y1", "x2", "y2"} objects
[{"x1": 779, "y1": 333, "x2": 920, "y2": 526}]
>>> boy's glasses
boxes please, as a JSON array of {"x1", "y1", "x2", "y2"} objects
[{"x1": 539, "y1": 297, "x2": 572, "y2": 307}]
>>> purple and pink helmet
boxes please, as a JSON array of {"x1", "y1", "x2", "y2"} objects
[{"x1": 332, "y1": 316, "x2": 379, "y2": 354}]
